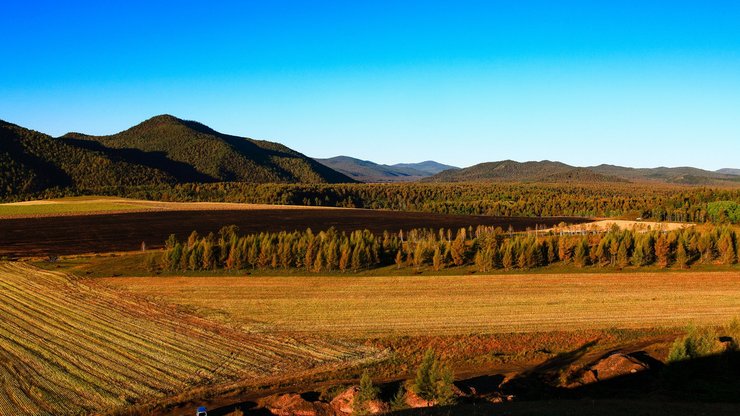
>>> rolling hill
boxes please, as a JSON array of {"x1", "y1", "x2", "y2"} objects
[
  {"x1": 0, "y1": 120, "x2": 175, "y2": 197},
  {"x1": 425, "y1": 160, "x2": 626, "y2": 183},
  {"x1": 391, "y1": 160, "x2": 458, "y2": 175},
  {"x1": 588, "y1": 164, "x2": 740, "y2": 184},
  {"x1": 63, "y1": 115, "x2": 354, "y2": 184},
  {"x1": 0, "y1": 115, "x2": 355, "y2": 198},
  {"x1": 426, "y1": 160, "x2": 739, "y2": 185},
  {"x1": 717, "y1": 168, "x2": 740, "y2": 176},
  {"x1": 315, "y1": 156, "x2": 457, "y2": 182}
]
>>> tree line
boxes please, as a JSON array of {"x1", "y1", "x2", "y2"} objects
[
  {"x1": 8, "y1": 181, "x2": 740, "y2": 224},
  {"x1": 154, "y1": 223, "x2": 739, "y2": 273}
]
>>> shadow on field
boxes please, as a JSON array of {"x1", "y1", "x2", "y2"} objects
[
  {"x1": 176, "y1": 344, "x2": 740, "y2": 416},
  {"x1": 388, "y1": 348, "x2": 740, "y2": 415}
]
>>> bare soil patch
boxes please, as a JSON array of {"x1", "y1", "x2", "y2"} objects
[{"x1": 0, "y1": 208, "x2": 590, "y2": 257}]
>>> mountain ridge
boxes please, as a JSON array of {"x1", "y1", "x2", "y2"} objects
[
  {"x1": 315, "y1": 156, "x2": 458, "y2": 183},
  {"x1": 63, "y1": 115, "x2": 354, "y2": 184},
  {"x1": 425, "y1": 160, "x2": 740, "y2": 185},
  {"x1": 0, "y1": 115, "x2": 355, "y2": 198}
]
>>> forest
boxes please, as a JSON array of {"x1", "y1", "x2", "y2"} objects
[
  {"x1": 32, "y1": 182, "x2": 740, "y2": 224},
  {"x1": 156, "y1": 223, "x2": 739, "y2": 273}
]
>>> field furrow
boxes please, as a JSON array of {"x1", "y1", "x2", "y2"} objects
[{"x1": 0, "y1": 262, "x2": 372, "y2": 415}]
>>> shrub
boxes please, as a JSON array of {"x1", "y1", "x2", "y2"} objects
[{"x1": 667, "y1": 326, "x2": 724, "y2": 363}]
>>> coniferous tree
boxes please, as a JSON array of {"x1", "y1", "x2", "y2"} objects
[
  {"x1": 432, "y1": 247, "x2": 443, "y2": 271},
  {"x1": 395, "y1": 250, "x2": 404, "y2": 269},
  {"x1": 353, "y1": 370, "x2": 379, "y2": 415},
  {"x1": 574, "y1": 238, "x2": 589, "y2": 267},
  {"x1": 718, "y1": 230, "x2": 737, "y2": 264},
  {"x1": 502, "y1": 244, "x2": 513, "y2": 270},
  {"x1": 676, "y1": 238, "x2": 689, "y2": 269},
  {"x1": 450, "y1": 228, "x2": 467, "y2": 266}
]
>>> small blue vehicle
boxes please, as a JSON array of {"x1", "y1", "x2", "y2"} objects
[{"x1": 196, "y1": 406, "x2": 207, "y2": 416}]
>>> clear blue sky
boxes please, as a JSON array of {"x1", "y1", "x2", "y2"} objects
[{"x1": 2, "y1": 1, "x2": 739, "y2": 169}]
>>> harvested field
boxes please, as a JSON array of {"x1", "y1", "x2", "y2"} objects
[
  {"x1": 100, "y1": 271, "x2": 740, "y2": 337},
  {"x1": 0, "y1": 208, "x2": 590, "y2": 257},
  {"x1": 0, "y1": 262, "x2": 371, "y2": 415},
  {"x1": 0, "y1": 197, "x2": 338, "y2": 218}
]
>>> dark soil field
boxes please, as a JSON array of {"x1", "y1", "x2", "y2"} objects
[{"x1": 0, "y1": 208, "x2": 591, "y2": 258}]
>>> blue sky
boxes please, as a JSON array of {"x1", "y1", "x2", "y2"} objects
[{"x1": 2, "y1": 1, "x2": 739, "y2": 169}]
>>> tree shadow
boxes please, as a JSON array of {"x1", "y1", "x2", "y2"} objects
[
  {"x1": 384, "y1": 350, "x2": 740, "y2": 415},
  {"x1": 500, "y1": 339, "x2": 599, "y2": 399},
  {"x1": 62, "y1": 137, "x2": 215, "y2": 183}
]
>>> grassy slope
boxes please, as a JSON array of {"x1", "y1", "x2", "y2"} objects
[{"x1": 0, "y1": 199, "x2": 153, "y2": 217}]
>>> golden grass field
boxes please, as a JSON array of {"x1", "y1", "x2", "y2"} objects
[
  {"x1": 0, "y1": 262, "x2": 372, "y2": 415},
  {"x1": 99, "y1": 271, "x2": 740, "y2": 337},
  {"x1": 0, "y1": 196, "x2": 335, "y2": 218}
]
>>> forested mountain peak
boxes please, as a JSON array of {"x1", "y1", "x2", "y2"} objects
[
  {"x1": 0, "y1": 116, "x2": 355, "y2": 199},
  {"x1": 426, "y1": 159, "x2": 740, "y2": 185},
  {"x1": 60, "y1": 115, "x2": 355, "y2": 184}
]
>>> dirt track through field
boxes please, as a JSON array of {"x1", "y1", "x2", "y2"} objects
[{"x1": 0, "y1": 209, "x2": 590, "y2": 257}]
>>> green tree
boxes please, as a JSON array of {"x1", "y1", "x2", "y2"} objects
[
  {"x1": 390, "y1": 383, "x2": 408, "y2": 411},
  {"x1": 412, "y1": 349, "x2": 456, "y2": 405},
  {"x1": 353, "y1": 370, "x2": 380, "y2": 415},
  {"x1": 574, "y1": 238, "x2": 589, "y2": 267},
  {"x1": 617, "y1": 241, "x2": 629, "y2": 268}
]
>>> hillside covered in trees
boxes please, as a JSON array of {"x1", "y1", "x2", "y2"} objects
[
  {"x1": 426, "y1": 160, "x2": 740, "y2": 185},
  {"x1": 64, "y1": 115, "x2": 354, "y2": 184},
  {"x1": 0, "y1": 116, "x2": 354, "y2": 198},
  {"x1": 0, "y1": 120, "x2": 175, "y2": 197}
]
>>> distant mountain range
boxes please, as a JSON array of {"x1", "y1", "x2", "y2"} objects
[
  {"x1": 425, "y1": 160, "x2": 740, "y2": 185},
  {"x1": 0, "y1": 115, "x2": 354, "y2": 198},
  {"x1": 717, "y1": 168, "x2": 740, "y2": 176},
  {"x1": 315, "y1": 156, "x2": 458, "y2": 182},
  {"x1": 2, "y1": 115, "x2": 738, "y2": 199}
]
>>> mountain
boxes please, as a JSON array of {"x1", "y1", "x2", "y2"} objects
[
  {"x1": 0, "y1": 115, "x2": 355, "y2": 198},
  {"x1": 0, "y1": 120, "x2": 175, "y2": 197},
  {"x1": 426, "y1": 160, "x2": 625, "y2": 183},
  {"x1": 427, "y1": 160, "x2": 740, "y2": 185},
  {"x1": 717, "y1": 168, "x2": 740, "y2": 176},
  {"x1": 391, "y1": 161, "x2": 459, "y2": 176},
  {"x1": 63, "y1": 115, "x2": 354, "y2": 184},
  {"x1": 589, "y1": 164, "x2": 740, "y2": 185},
  {"x1": 315, "y1": 156, "x2": 457, "y2": 183}
]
